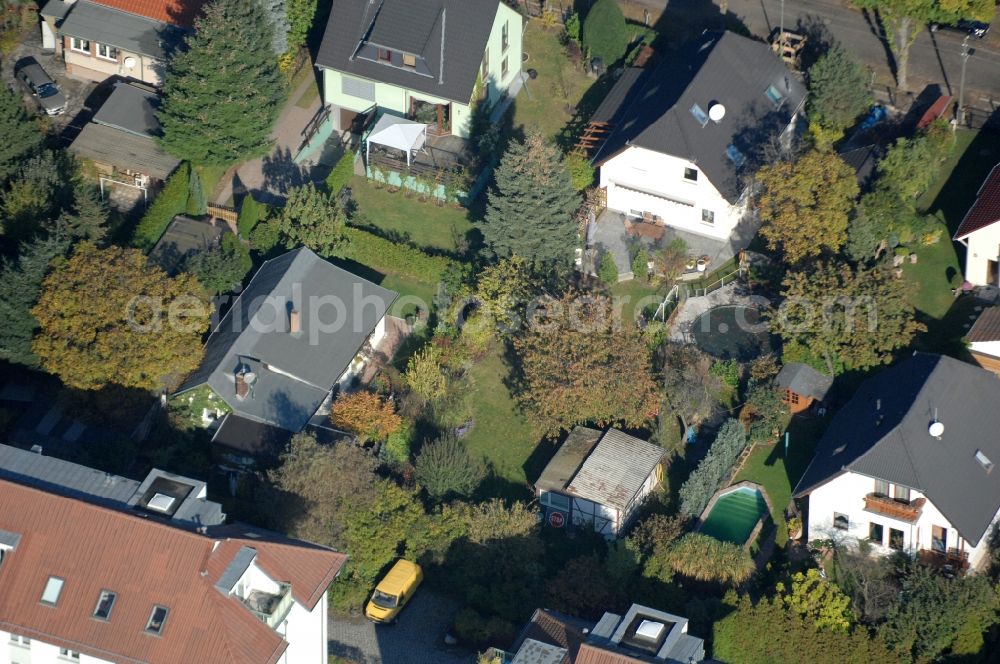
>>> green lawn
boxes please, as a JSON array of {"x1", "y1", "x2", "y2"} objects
[
  {"x1": 608, "y1": 278, "x2": 667, "y2": 325},
  {"x1": 462, "y1": 346, "x2": 544, "y2": 501},
  {"x1": 196, "y1": 163, "x2": 230, "y2": 202},
  {"x1": 349, "y1": 176, "x2": 475, "y2": 254}
]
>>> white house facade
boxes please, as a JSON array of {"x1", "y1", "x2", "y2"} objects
[{"x1": 954, "y1": 163, "x2": 1000, "y2": 287}]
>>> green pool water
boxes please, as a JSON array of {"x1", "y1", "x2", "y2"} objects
[{"x1": 700, "y1": 487, "x2": 767, "y2": 545}]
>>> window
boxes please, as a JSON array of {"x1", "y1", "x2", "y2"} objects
[
  {"x1": 888, "y1": 528, "x2": 904, "y2": 550},
  {"x1": 146, "y1": 605, "x2": 169, "y2": 635},
  {"x1": 725, "y1": 144, "x2": 746, "y2": 167},
  {"x1": 481, "y1": 48, "x2": 490, "y2": 79},
  {"x1": 893, "y1": 485, "x2": 910, "y2": 503},
  {"x1": 96, "y1": 43, "x2": 118, "y2": 61},
  {"x1": 41, "y1": 576, "x2": 64, "y2": 606},
  {"x1": 70, "y1": 37, "x2": 90, "y2": 54},
  {"x1": 683, "y1": 167, "x2": 698, "y2": 182},
  {"x1": 833, "y1": 513, "x2": 849, "y2": 530},
  {"x1": 689, "y1": 103, "x2": 709, "y2": 127},
  {"x1": 869, "y1": 522, "x2": 884, "y2": 544},
  {"x1": 93, "y1": 590, "x2": 117, "y2": 620},
  {"x1": 873, "y1": 479, "x2": 889, "y2": 497},
  {"x1": 501, "y1": 21, "x2": 509, "y2": 52},
  {"x1": 787, "y1": 390, "x2": 800, "y2": 405},
  {"x1": 59, "y1": 649, "x2": 80, "y2": 660},
  {"x1": 976, "y1": 449, "x2": 994, "y2": 473},
  {"x1": 765, "y1": 84, "x2": 784, "y2": 106},
  {"x1": 932, "y1": 525, "x2": 947, "y2": 553},
  {"x1": 542, "y1": 492, "x2": 570, "y2": 511},
  {"x1": 341, "y1": 76, "x2": 375, "y2": 102},
  {"x1": 377, "y1": 48, "x2": 391, "y2": 63},
  {"x1": 501, "y1": 56, "x2": 509, "y2": 78},
  {"x1": 10, "y1": 634, "x2": 30, "y2": 647},
  {"x1": 402, "y1": 53, "x2": 416, "y2": 68},
  {"x1": 701, "y1": 209, "x2": 715, "y2": 225}
]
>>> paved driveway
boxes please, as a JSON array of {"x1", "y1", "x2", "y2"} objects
[{"x1": 328, "y1": 592, "x2": 472, "y2": 664}]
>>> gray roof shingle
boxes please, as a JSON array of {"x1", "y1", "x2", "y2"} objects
[
  {"x1": 315, "y1": 0, "x2": 503, "y2": 105},
  {"x1": 795, "y1": 353, "x2": 1000, "y2": 545},
  {"x1": 593, "y1": 31, "x2": 806, "y2": 203},
  {"x1": 565, "y1": 429, "x2": 664, "y2": 511},
  {"x1": 69, "y1": 122, "x2": 181, "y2": 180},
  {"x1": 775, "y1": 362, "x2": 833, "y2": 401},
  {"x1": 93, "y1": 81, "x2": 162, "y2": 137},
  {"x1": 58, "y1": 0, "x2": 186, "y2": 59},
  {"x1": 0, "y1": 444, "x2": 139, "y2": 508}
]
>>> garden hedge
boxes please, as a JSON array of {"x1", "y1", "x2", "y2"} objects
[
  {"x1": 679, "y1": 418, "x2": 749, "y2": 517},
  {"x1": 335, "y1": 226, "x2": 457, "y2": 284},
  {"x1": 325, "y1": 149, "x2": 356, "y2": 195},
  {"x1": 132, "y1": 162, "x2": 191, "y2": 251},
  {"x1": 237, "y1": 195, "x2": 269, "y2": 237}
]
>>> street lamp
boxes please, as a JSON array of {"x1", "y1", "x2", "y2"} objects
[{"x1": 958, "y1": 35, "x2": 971, "y2": 126}]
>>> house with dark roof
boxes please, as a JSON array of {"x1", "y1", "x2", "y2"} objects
[
  {"x1": 174, "y1": 247, "x2": 397, "y2": 464},
  {"x1": 590, "y1": 31, "x2": 805, "y2": 248},
  {"x1": 40, "y1": 0, "x2": 205, "y2": 86},
  {"x1": 967, "y1": 306, "x2": 1000, "y2": 376},
  {"x1": 68, "y1": 79, "x2": 181, "y2": 187},
  {"x1": 794, "y1": 353, "x2": 1000, "y2": 571},
  {"x1": 954, "y1": 163, "x2": 1000, "y2": 287},
  {"x1": 0, "y1": 476, "x2": 345, "y2": 664},
  {"x1": 315, "y1": 0, "x2": 522, "y2": 138},
  {"x1": 535, "y1": 428, "x2": 665, "y2": 538},
  {"x1": 775, "y1": 362, "x2": 833, "y2": 414}
]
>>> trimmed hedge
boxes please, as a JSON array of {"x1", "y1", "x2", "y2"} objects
[
  {"x1": 583, "y1": 0, "x2": 627, "y2": 65},
  {"x1": 238, "y1": 195, "x2": 270, "y2": 237},
  {"x1": 132, "y1": 162, "x2": 191, "y2": 251},
  {"x1": 326, "y1": 149, "x2": 356, "y2": 195},
  {"x1": 679, "y1": 418, "x2": 748, "y2": 517},
  {"x1": 335, "y1": 226, "x2": 457, "y2": 284}
]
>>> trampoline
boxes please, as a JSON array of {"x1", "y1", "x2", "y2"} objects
[{"x1": 690, "y1": 305, "x2": 778, "y2": 361}]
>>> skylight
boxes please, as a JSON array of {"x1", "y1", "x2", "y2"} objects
[
  {"x1": 976, "y1": 450, "x2": 994, "y2": 473},
  {"x1": 146, "y1": 492, "x2": 176, "y2": 513},
  {"x1": 93, "y1": 590, "x2": 116, "y2": 620},
  {"x1": 636, "y1": 619, "x2": 666, "y2": 640},
  {"x1": 689, "y1": 103, "x2": 709, "y2": 127},
  {"x1": 146, "y1": 605, "x2": 169, "y2": 635},
  {"x1": 765, "y1": 84, "x2": 784, "y2": 106},
  {"x1": 725, "y1": 144, "x2": 746, "y2": 168},
  {"x1": 41, "y1": 576, "x2": 64, "y2": 606}
]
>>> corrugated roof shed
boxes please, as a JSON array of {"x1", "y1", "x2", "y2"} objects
[
  {"x1": 775, "y1": 363, "x2": 833, "y2": 401},
  {"x1": 535, "y1": 427, "x2": 602, "y2": 493},
  {"x1": 968, "y1": 306, "x2": 1000, "y2": 342},
  {"x1": 566, "y1": 430, "x2": 664, "y2": 510},
  {"x1": 954, "y1": 163, "x2": 1000, "y2": 240},
  {"x1": 69, "y1": 122, "x2": 181, "y2": 180}
]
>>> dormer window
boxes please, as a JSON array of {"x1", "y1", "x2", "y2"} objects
[
  {"x1": 402, "y1": 53, "x2": 416, "y2": 68},
  {"x1": 93, "y1": 590, "x2": 117, "y2": 620},
  {"x1": 41, "y1": 576, "x2": 64, "y2": 606},
  {"x1": 765, "y1": 84, "x2": 784, "y2": 106},
  {"x1": 377, "y1": 48, "x2": 391, "y2": 63},
  {"x1": 145, "y1": 605, "x2": 168, "y2": 635}
]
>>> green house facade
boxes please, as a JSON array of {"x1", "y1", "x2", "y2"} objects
[{"x1": 315, "y1": 0, "x2": 523, "y2": 139}]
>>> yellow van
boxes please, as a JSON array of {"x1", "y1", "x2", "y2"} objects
[{"x1": 364, "y1": 559, "x2": 423, "y2": 623}]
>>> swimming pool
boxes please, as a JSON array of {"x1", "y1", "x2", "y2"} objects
[
  {"x1": 699, "y1": 485, "x2": 769, "y2": 545},
  {"x1": 689, "y1": 305, "x2": 778, "y2": 361}
]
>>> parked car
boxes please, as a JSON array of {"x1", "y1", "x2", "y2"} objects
[
  {"x1": 364, "y1": 559, "x2": 423, "y2": 624},
  {"x1": 930, "y1": 19, "x2": 990, "y2": 38},
  {"x1": 14, "y1": 58, "x2": 66, "y2": 115}
]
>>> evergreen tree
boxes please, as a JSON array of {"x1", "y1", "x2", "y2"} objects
[
  {"x1": 482, "y1": 132, "x2": 579, "y2": 269},
  {"x1": 184, "y1": 234, "x2": 252, "y2": 294},
  {"x1": 158, "y1": 0, "x2": 284, "y2": 165},
  {"x1": 807, "y1": 46, "x2": 872, "y2": 143},
  {"x1": 582, "y1": 0, "x2": 628, "y2": 65},
  {"x1": 258, "y1": 0, "x2": 289, "y2": 55},
  {"x1": 286, "y1": 0, "x2": 316, "y2": 51},
  {"x1": 2, "y1": 151, "x2": 75, "y2": 239},
  {"x1": 277, "y1": 183, "x2": 346, "y2": 255},
  {"x1": 0, "y1": 80, "x2": 43, "y2": 185},
  {"x1": 0, "y1": 235, "x2": 69, "y2": 367},
  {"x1": 186, "y1": 166, "x2": 207, "y2": 216},
  {"x1": 58, "y1": 182, "x2": 109, "y2": 242}
]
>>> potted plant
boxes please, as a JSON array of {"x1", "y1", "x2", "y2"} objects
[{"x1": 787, "y1": 516, "x2": 803, "y2": 540}]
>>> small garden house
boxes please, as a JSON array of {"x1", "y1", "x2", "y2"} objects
[{"x1": 775, "y1": 362, "x2": 833, "y2": 414}]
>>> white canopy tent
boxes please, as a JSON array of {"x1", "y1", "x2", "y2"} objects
[{"x1": 366, "y1": 114, "x2": 428, "y2": 166}]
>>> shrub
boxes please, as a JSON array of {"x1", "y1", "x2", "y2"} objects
[
  {"x1": 185, "y1": 233, "x2": 252, "y2": 294},
  {"x1": 238, "y1": 195, "x2": 269, "y2": 237},
  {"x1": 414, "y1": 434, "x2": 485, "y2": 500},
  {"x1": 186, "y1": 166, "x2": 207, "y2": 216},
  {"x1": 329, "y1": 391, "x2": 402, "y2": 444},
  {"x1": 631, "y1": 247, "x2": 650, "y2": 281},
  {"x1": 564, "y1": 151, "x2": 595, "y2": 191},
  {"x1": 382, "y1": 420, "x2": 414, "y2": 465},
  {"x1": 598, "y1": 250, "x2": 618, "y2": 284},
  {"x1": 564, "y1": 11, "x2": 581, "y2": 45},
  {"x1": 710, "y1": 359, "x2": 741, "y2": 389},
  {"x1": 335, "y1": 226, "x2": 458, "y2": 284},
  {"x1": 453, "y1": 608, "x2": 517, "y2": 648},
  {"x1": 582, "y1": 0, "x2": 627, "y2": 65},
  {"x1": 678, "y1": 419, "x2": 748, "y2": 516},
  {"x1": 132, "y1": 163, "x2": 191, "y2": 251},
  {"x1": 326, "y1": 148, "x2": 356, "y2": 195},
  {"x1": 249, "y1": 217, "x2": 281, "y2": 253},
  {"x1": 663, "y1": 533, "x2": 755, "y2": 584}
]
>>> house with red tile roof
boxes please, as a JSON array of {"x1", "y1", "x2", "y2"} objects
[
  {"x1": 0, "y1": 475, "x2": 346, "y2": 664},
  {"x1": 39, "y1": 0, "x2": 208, "y2": 86},
  {"x1": 954, "y1": 163, "x2": 1000, "y2": 287}
]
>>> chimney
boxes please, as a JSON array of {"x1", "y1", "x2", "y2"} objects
[
  {"x1": 235, "y1": 371, "x2": 249, "y2": 399},
  {"x1": 289, "y1": 308, "x2": 301, "y2": 334}
]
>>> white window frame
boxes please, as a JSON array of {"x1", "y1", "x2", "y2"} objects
[
  {"x1": 833, "y1": 512, "x2": 849, "y2": 531},
  {"x1": 59, "y1": 648, "x2": 81, "y2": 660},
  {"x1": 701, "y1": 209, "x2": 715, "y2": 225},
  {"x1": 501, "y1": 21, "x2": 509, "y2": 52},
  {"x1": 70, "y1": 37, "x2": 90, "y2": 54},
  {"x1": 146, "y1": 605, "x2": 169, "y2": 635},
  {"x1": 10, "y1": 634, "x2": 30, "y2": 647},
  {"x1": 96, "y1": 43, "x2": 118, "y2": 61}
]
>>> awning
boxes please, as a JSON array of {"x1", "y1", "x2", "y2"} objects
[
  {"x1": 366, "y1": 114, "x2": 427, "y2": 166},
  {"x1": 612, "y1": 181, "x2": 694, "y2": 208}
]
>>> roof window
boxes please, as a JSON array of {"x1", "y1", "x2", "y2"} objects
[
  {"x1": 146, "y1": 605, "x2": 169, "y2": 635},
  {"x1": 725, "y1": 144, "x2": 746, "y2": 168},
  {"x1": 93, "y1": 590, "x2": 117, "y2": 620},
  {"x1": 146, "y1": 492, "x2": 176, "y2": 513},
  {"x1": 976, "y1": 449, "x2": 994, "y2": 473},
  {"x1": 689, "y1": 103, "x2": 709, "y2": 127},
  {"x1": 765, "y1": 84, "x2": 784, "y2": 106},
  {"x1": 41, "y1": 576, "x2": 64, "y2": 606}
]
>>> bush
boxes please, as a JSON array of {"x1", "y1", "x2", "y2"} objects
[
  {"x1": 336, "y1": 226, "x2": 458, "y2": 284},
  {"x1": 663, "y1": 533, "x2": 755, "y2": 584},
  {"x1": 582, "y1": 0, "x2": 627, "y2": 64},
  {"x1": 132, "y1": 163, "x2": 191, "y2": 251},
  {"x1": 186, "y1": 166, "x2": 207, "y2": 216},
  {"x1": 382, "y1": 420, "x2": 414, "y2": 465},
  {"x1": 598, "y1": 250, "x2": 618, "y2": 284},
  {"x1": 249, "y1": 217, "x2": 282, "y2": 253},
  {"x1": 185, "y1": 233, "x2": 252, "y2": 294},
  {"x1": 631, "y1": 247, "x2": 650, "y2": 281},
  {"x1": 564, "y1": 151, "x2": 595, "y2": 191},
  {"x1": 564, "y1": 11, "x2": 581, "y2": 45},
  {"x1": 414, "y1": 434, "x2": 486, "y2": 501},
  {"x1": 678, "y1": 419, "x2": 748, "y2": 516},
  {"x1": 238, "y1": 195, "x2": 269, "y2": 237},
  {"x1": 326, "y1": 149, "x2": 356, "y2": 195},
  {"x1": 453, "y1": 608, "x2": 517, "y2": 648}
]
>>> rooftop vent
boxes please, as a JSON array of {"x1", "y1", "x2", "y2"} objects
[
  {"x1": 708, "y1": 103, "x2": 726, "y2": 123},
  {"x1": 146, "y1": 492, "x2": 177, "y2": 513},
  {"x1": 636, "y1": 620, "x2": 666, "y2": 640},
  {"x1": 976, "y1": 449, "x2": 993, "y2": 472}
]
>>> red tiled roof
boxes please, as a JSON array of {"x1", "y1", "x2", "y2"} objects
[
  {"x1": 954, "y1": 163, "x2": 1000, "y2": 240},
  {"x1": 90, "y1": 0, "x2": 208, "y2": 27},
  {"x1": 575, "y1": 643, "x2": 645, "y2": 664},
  {"x1": 0, "y1": 479, "x2": 346, "y2": 664},
  {"x1": 968, "y1": 306, "x2": 1000, "y2": 342}
]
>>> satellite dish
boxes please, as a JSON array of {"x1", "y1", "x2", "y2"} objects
[
  {"x1": 929, "y1": 421, "x2": 945, "y2": 438},
  {"x1": 123, "y1": 56, "x2": 136, "y2": 68},
  {"x1": 708, "y1": 103, "x2": 726, "y2": 123}
]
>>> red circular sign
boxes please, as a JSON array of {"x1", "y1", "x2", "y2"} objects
[{"x1": 549, "y1": 511, "x2": 565, "y2": 528}]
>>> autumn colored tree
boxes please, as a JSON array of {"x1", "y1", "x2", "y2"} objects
[
  {"x1": 757, "y1": 149, "x2": 859, "y2": 263},
  {"x1": 474, "y1": 255, "x2": 536, "y2": 332},
  {"x1": 772, "y1": 260, "x2": 924, "y2": 374},
  {"x1": 513, "y1": 292, "x2": 659, "y2": 435},
  {"x1": 32, "y1": 242, "x2": 210, "y2": 391},
  {"x1": 329, "y1": 390, "x2": 402, "y2": 443}
]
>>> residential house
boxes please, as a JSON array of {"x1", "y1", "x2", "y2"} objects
[
  {"x1": 954, "y1": 163, "x2": 1000, "y2": 287},
  {"x1": 500, "y1": 604, "x2": 705, "y2": 664},
  {"x1": 775, "y1": 362, "x2": 833, "y2": 414},
  {"x1": 68, "y1": 80, "x2": 181, "y2": 192},
  {"x1": 40, "y1": 0, "x2": 205, "y2": 86},
  {"x1": 0, "y1": 452, "x2": 344, "y2": 664},
  {"x1": 174, "y1": 247, "x2": 398, "y2": 466},
  {"x1": 967, "y1": 306, "x2": 1000, "y2": 376},
  {"x1": 535, "y1": 428, "x2": 665, "y2": 538},
  {"x1": 589, "y1": 31, "x2": 806, "y2": 254},
  {"x1": 315, "y1": 0, "x2": 523, "y2": 138},
  {"x1": 794, "y1": 353, "x2": 1000, "y2": 571}
]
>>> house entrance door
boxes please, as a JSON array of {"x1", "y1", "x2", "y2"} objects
[{"x1": 989, "y1": 259, "x2": 999, "y2": 287}]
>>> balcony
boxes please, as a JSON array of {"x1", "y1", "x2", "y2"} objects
[
  {"x1": 863, "y1": 493, "x2": 925, "y2": 523},
  {"x1": 242, "y1": 583, "x2": 294, "y2": 630},
  {"x1": 918, "y1": 548, "x2": 970, "y2": 574}
]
